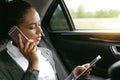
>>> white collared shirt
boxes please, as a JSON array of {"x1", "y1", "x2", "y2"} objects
[{"x1": 6, "y1": 42, "x2": 56, "y2": 80}]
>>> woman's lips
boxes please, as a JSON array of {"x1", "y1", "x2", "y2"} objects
[{"x1": 37, "y1": 37, "x2": 41, "y2": 41}]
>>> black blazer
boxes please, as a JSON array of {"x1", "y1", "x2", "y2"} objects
[
  {"x1": 0, "y1": 48, "x2": 40, "y2": 80},
  {"x1": 0, "y1": 48, "x2": 73, "y2": 80}
]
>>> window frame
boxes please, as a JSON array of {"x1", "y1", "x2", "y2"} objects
[{"x1": 42, "y1": 0, "x2": 75, "y2": 31}]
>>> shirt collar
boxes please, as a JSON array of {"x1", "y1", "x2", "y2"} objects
[{"x1": 6, "y1": 41, "x2": 24, "y2": 58}]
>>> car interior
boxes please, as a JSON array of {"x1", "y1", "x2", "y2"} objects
[{"x1": 1, "y1": 0, "x2": 120, "y2": 80}]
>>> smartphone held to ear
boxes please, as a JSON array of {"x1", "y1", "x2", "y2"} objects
[{"x1": 8, "y1": 26, "x2": 28, "y2": 45}]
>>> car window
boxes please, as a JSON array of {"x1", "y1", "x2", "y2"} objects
[
  {"x1": 64, "y1": 0, "x2": 120, "y2": 30},
  {"x1": 50, "y1": 4, "x2": 70, "y2": 31}
]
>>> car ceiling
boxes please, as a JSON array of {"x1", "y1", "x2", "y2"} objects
[{"x1": 25, "y1": 0, "x2": 53, "y2": 20}]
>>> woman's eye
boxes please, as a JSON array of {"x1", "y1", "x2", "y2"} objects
[{"x1": 29, "y1": 25, "x2": 35, "y2": 29}]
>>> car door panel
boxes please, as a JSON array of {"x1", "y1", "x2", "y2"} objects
[{"x1": 48, "y1": 31, "x2": 119, "y2": 78}]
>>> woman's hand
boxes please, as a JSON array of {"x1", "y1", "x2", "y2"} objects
[
  {"x1": 73, "y1": 63, "x2": 92, "y2": 80},
  {"x1": 18, "y1": 34, "x2": 39, "y2": 70}
]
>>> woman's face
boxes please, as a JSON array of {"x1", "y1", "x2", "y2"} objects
[{"x1": 18, "y1": 8, "x2": 42, "y2": 45}]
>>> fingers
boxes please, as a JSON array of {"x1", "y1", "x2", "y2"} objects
[
  {"x1": 80, "y1": 64, "x2": 92, "y2": 78},
  {"x1": 18, "y1": 33, "x2": 37, "y2": 58},
  {"x1": 79, "y1": 71, "x2": 90, "y2": 80},
  {"x1": 24, "y1": 40, "x2": 35, "y2": 53},
  {"x1": 73, "y1": 63, "x2": 92, "y2": 80},
  {"x1": 82, "y1": 63, "x2": 90, "y2": 68},
  {"x1": 78, "y1": 65, "x2": 86, "y2": 72},
  {"x1": 29, "y1": 42, "x2": 38, "y2": 54},
  {"x1": 18, "y1": 34, "x2": 24, "y2": 51},
  {"x1": 73, "y1": 65, "x2": 86, "y2": 77}
]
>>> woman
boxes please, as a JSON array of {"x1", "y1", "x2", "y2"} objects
[{"x1": 0, "y1": 0, "x2": 91, "y2": 80}]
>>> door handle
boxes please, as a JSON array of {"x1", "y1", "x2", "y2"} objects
[{"x1": 110, "y1": 45, "x2": 120, "y2": 59}]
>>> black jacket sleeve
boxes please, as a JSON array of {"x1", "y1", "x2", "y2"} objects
[{"x1": 22, "y1": 69, "x2": 39, "y2": 80}]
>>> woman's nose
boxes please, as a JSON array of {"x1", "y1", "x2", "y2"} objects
[{"x1": 37, "y1": 27, "x2": 43, "y2": 34}]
